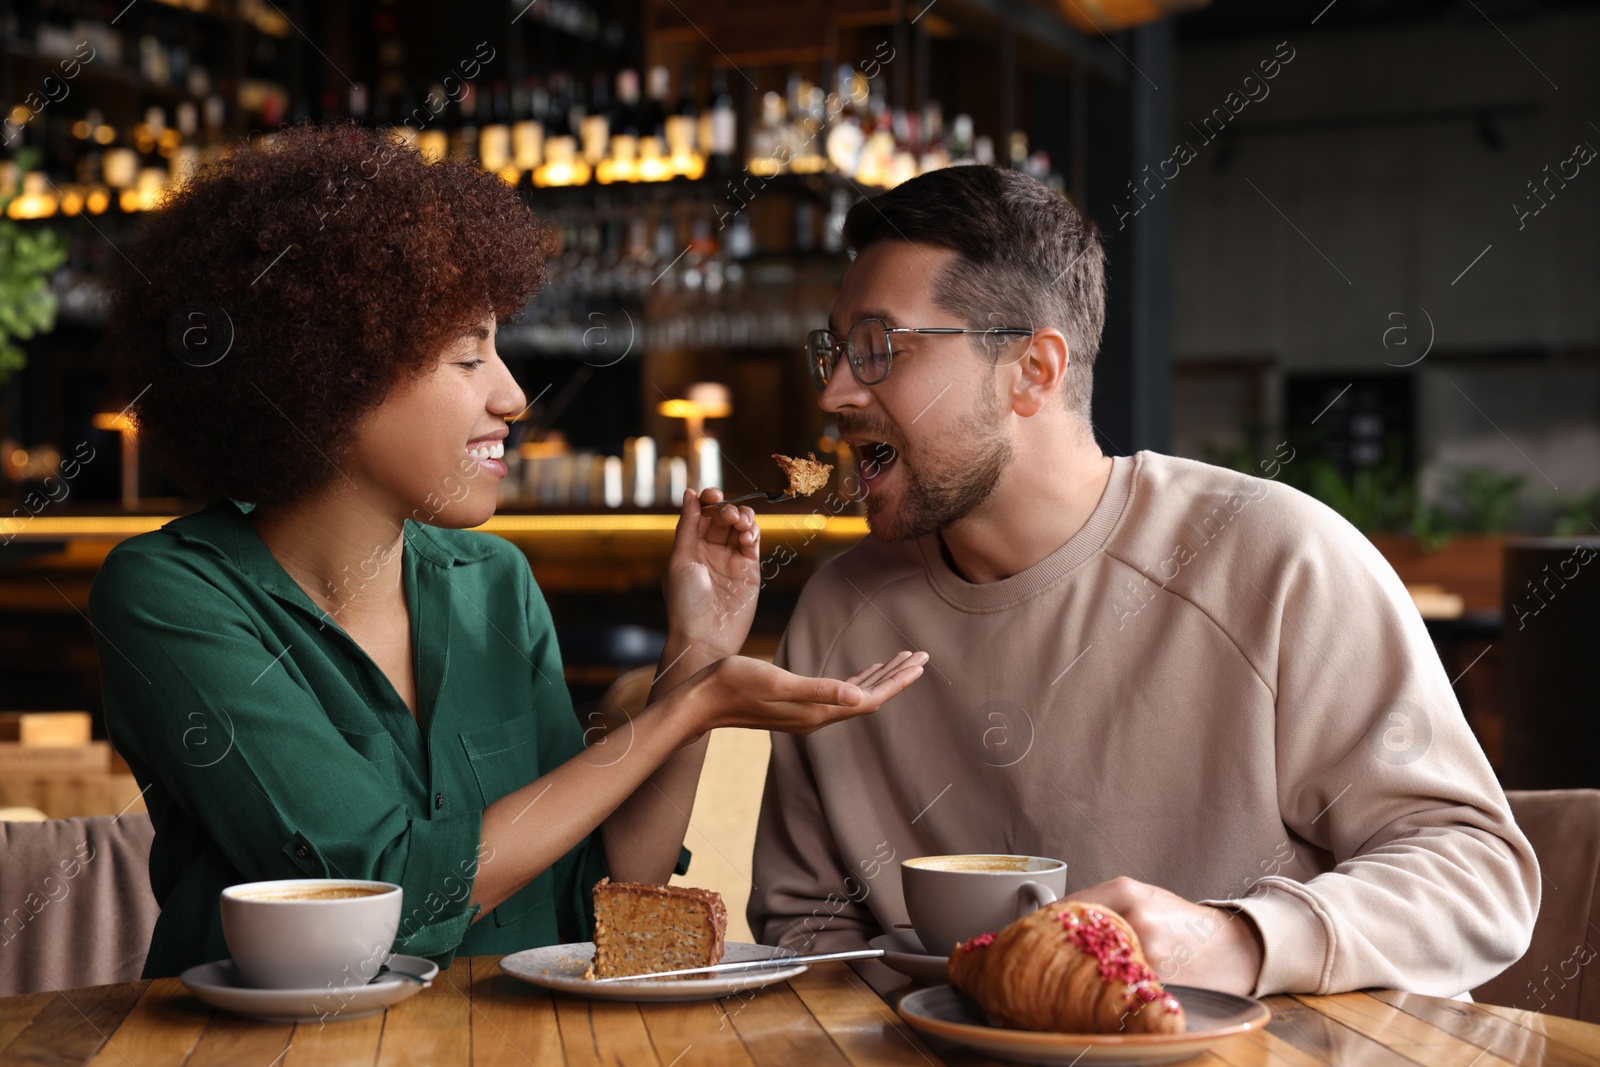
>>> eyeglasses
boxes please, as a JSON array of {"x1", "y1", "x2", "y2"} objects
[{"x1": 805, "y1": 317, "x2": 1037, "y2": 392}]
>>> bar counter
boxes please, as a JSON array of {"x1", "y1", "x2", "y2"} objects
[
  {"x1": 0, "y1": 508, "x2": 871, "y2": 713},
  {"x1": 0, "y1": 509, "x2": 870, "y2": 597}
]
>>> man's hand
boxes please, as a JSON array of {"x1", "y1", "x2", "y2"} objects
[
  {"x1": 663, "y1": 487, "x2": 761, "y2": 659},
  {"x1": 1065, "y1": 877, "x2": 1264, "y2": 997}
]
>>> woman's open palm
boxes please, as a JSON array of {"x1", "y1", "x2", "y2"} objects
[{"x1": 694, "y1": 651, "x2": 930, "y2": 734}]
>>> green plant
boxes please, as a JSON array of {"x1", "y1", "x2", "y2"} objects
[
  {"x1": 1195, "y1": 440, "x2": 1541, "y2": 549},
  {"x1": 1289, "y1": 452, "x2": 1417, "y2": 536},
  {"x1": 0, "y1": 151, "x2": 67, "y2": 385},
  {"x1": 1443, "y1": 467, "x2": 1526, "y2": 534},
  {"x1": 1550, "y1": 488, "x2": 1600, "y2": 536},
  {"x1": 1407, "y1": 499, "x2": 1460, "y2": 552}
]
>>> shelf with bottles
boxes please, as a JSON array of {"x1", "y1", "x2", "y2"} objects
[
  {"x1": 3, "y1": 38, "x2": 202, "y2": 104},
  {"x1": 4, "y1": 0, "x2": 294, "y2": 115},
  {"x1": 497, "y1": 170, "x2": 847, "y2": 360},
  {"x1": 436, "y1": 60, "x2": 1055, "y2": 195},
  {"x1": 2, "y1": 95, "x2": 234, "y2": 223},
  {"x1": 499, "y1": 259, "x2": 840, "y2": 360},
  {"x1": 6, "y1": 43, "x2": 1060, "y2": 228},
  {"x1": 3, "y1": 0, "x2": 300, "y2": 224},
  {"x1": 378, "y1": 64, "x2": 738, "y2": 191},
  {"x1": 504, "y1": 0, "x2": 634, "y2": 52}
]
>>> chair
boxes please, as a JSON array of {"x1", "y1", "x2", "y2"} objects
[
  {"x1": 1499, "y1": 538, "x2": 1600, "y2": 788},
  {"x1": 1473, "y1": 790, "x2": 1600, "y2": 1022},
  {"x1": 0, "y1": 814, "x2": 158, "y2": 997},
  {"x1": 561, "y1": 625, "x2": 669, "y2": 716},
  {"x1": 596, "y1": 666, "x2": 772, "y2": 944}
]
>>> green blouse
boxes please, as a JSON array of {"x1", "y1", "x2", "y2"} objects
[{"x1": 88, "y1": 499, "x2": 686, "y2": 978}]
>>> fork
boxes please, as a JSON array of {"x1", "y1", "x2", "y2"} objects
[{"x1": 706, "y1": 490, "x2": 794, "y2": 508}]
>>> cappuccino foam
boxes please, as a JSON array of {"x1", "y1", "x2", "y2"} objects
[
  {"x1": 235, "y1": 885, "x2": 389, "y2": 902},
  {"x1": 905, "y1": 855, "x2": 1040, "y2": 873}
]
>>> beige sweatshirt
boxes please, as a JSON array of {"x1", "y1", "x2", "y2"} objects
[{"x1": 748, "y1": 451, "x2": 1538, "y2": 998}]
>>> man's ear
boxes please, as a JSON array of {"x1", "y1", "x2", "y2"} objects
[{"x1": 1009, "y1": 328, "x2": 1070, "y2": 418}]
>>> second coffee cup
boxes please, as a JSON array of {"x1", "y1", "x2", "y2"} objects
[{"x1": 901, "y1": 854, "x2": 1068, "y2": 956}]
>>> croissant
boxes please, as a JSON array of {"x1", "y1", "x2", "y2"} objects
[{"x1": 946, "y1": 900, "x2": 1186, "y2": 1035}]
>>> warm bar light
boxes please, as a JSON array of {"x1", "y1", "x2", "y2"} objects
[
  {"x1": 6, "y1": 173, "x2": 57, "y2": 219},
  {"x1": 476, "y1": 513, "x2": 859, "y2": 534},
  {"x1": 10, "y1": 513, "x2": 868, "y2": 541},
  {"x1": 533, "y1": 137, "x2": 589, "y2": 187},
  {"x1": 636, "y1": 137, "x2": 670, "y2": 182},
  {"x1": 93, "y1": 412, "x2": 140, "y2": 508},
  {"x1": 656, "y1": 399, "x2": 701, "y2": 420}
]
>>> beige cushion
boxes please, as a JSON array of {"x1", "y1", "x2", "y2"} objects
[
  {"x1": 1474, "y1": 790, "x2": 1600, "y2": 1022},
  {"x1": 597, "y1": 667, "x2": 772, "y2": 944},
  {"x1": 0, "y1": 814, "x2": 158, "y2": 996}
]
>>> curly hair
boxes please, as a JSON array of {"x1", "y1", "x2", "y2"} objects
[{"x1": 108, "y1": 122, "x2": 550, "y2": 506}]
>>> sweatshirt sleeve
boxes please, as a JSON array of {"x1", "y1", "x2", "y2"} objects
[
  {"x1": 748, "y1": 626, "x2": 883, "y2": 953},
  {"x1": 1200, "y1": 493, "x2": 1539, "y2": 997}
]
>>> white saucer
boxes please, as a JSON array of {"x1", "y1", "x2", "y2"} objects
[
  {"x1": 499, "y1": 941, "x2": 809, "y2": 1002},
  {"x1": 179, "y1": 954, "x2": 438, "y2": 1022},
  {"x1": 869, "y1": 930, "x2": 951, "y2": 985}
]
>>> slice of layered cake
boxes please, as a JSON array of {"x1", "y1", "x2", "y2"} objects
[{"x1": 583, "y1": 878, "x2": 728, "y2": 980}]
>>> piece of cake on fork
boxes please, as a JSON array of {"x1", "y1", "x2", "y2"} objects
[
  {"x1": 582, "y1": 878, "x2": 728, "y2": 979},
  {"x1": 772, "y1": 452, "x2": 833, "y2": 497}
]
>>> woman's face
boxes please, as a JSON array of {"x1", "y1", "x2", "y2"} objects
[{"x1": 348, "y1": 317, "x2": 525, "y2": 529}]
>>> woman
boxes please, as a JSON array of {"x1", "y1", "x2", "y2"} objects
[{"x1": 89, "y1": 124, "x2": 926, "y2": 979}]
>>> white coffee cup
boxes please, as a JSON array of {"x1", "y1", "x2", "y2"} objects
[
  {"x1": 901, "y1": 854, "x2": 1068, "y2": 956},
  {"x1": 220, "y1": 878, "x2": 402, "y2": 990}
]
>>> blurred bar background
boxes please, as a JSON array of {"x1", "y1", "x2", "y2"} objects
[{"x1": 1, "y1": 0, "x2": 1597, "y2": 840}]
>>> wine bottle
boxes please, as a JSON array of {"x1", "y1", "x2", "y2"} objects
[
  {"x1": 599, "y1": 70, "x2": 637, "y2": 182},
  {"x1": 481, "y1": 79, "x2": 513, "y2": 178},
  {"x1": 580, "y1": 70, "x2": 610, "y2": 167},
  {"x1": 665, "y1": 64, "x2": 702, "y2": 178},
  {"x1": 708, "y1": 69, "x2": 737, "y2": 176},
  {"x1": 512, "y1": 77, "x2": 546, "y2": 173},
  {"x1": 825, "y1": 65, "x2": 864, "y2": 177},
  {"x1": 643, "y1": 65, "x2": 669, "y2": 141}
]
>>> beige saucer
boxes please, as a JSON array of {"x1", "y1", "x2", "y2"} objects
[{"x1": 898, "y1": 983, "x2": 1271, "y2": 1065}]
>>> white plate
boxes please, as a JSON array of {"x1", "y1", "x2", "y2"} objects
[
  {"x1": 499, "y1": 941, "x2": 810, "y2": 1002},
  {"x1": 869, "y1": 930, "x2": 951, "y2": 985},
  {"x1": 179, "y1": 954, "x2": 437, "y2": 1023},
  {"x1": 898, "y1": 983, "x2": 1272, "y2": 1065}
]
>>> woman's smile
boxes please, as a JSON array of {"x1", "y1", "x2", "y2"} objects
[{"x1": 466, "y1": 433, "x2": 509, "y2": 477}]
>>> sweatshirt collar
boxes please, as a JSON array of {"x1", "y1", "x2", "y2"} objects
[{"x1": 915, "y1": 453, "x2": 1137, "y2": 612}]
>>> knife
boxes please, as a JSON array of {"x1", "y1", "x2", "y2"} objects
[{"x1": 586, "y1": 948, "x2": 886, "y2": 983}]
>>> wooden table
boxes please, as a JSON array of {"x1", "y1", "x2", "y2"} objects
[{"x1": 1, "y1": 956, "x2": 1597, "y2": 1066}]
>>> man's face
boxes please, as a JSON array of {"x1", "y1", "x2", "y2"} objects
[{"x1": 820, "y1": 242, "x2": 1016, "y2": 543}]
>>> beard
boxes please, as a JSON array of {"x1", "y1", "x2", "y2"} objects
[{"x1": 841, "y1": 379, "x2": 1015, "y2": 543}]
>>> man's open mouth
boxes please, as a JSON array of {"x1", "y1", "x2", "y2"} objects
[{"x1": 858, "y1": 441, "x2": 900, "y2": 481}]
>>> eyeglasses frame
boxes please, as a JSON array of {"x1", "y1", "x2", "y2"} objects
[{"x1": 806, "y1": 317, "x2": 1042, "y2": 391}]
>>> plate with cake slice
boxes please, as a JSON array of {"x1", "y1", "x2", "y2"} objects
[{"x1": 499, "y1": 879, "x2": 811, "y2": 1002}]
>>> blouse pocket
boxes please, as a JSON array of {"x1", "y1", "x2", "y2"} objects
[
  {"x1": 460, "y1": 717, "x2": 541, "y2": 806},
  {"x1": 332, "y1": 725, "x2": 406, "y2": 797},
  {"x1": 460, "y1": 716, "x2": 552, "y2": 928},
  {"x1": 334, "y1": 724, "x2": 397, "y2": 767}
]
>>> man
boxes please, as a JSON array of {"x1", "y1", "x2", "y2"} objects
[{"x1": 747, "y1": 165, "x2": 1538, "y2": 998}]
